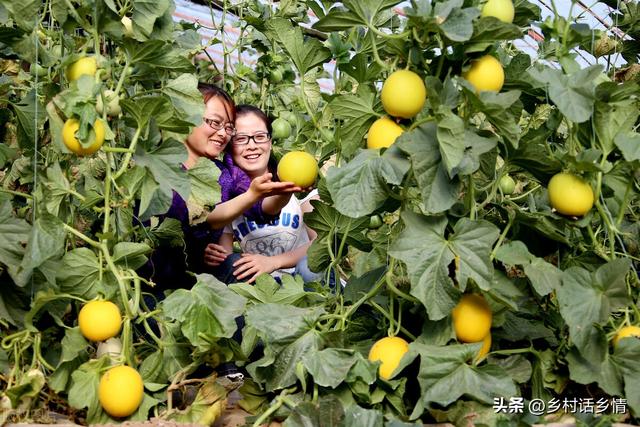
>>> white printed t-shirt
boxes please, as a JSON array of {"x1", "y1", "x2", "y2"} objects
[{"x1": 223, "y1": 190, "x2": 317, "y2": 277}]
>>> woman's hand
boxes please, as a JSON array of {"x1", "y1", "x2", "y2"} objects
[
  {"x1": 203, "y1": 243, "x2": 229, "y2": 267},
  {"x1": 248, "y1": 173, "x2": 302, "y2": 198},
  {"x1": 233, "y1": 253, "x2": 280, "y2": 283}
]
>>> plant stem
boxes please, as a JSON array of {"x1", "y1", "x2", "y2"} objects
[
  {"x1": 63, "y1": 224, "x2": 101, "y2": 248},
  {"x1": 252, "y1": 388, "x2": 293, "y2": 427},
  {"x1": 490, "y1": 212, "x2": 514, "y2": 261},
  {"x1": 0, "y1": 189, "x2": 33, "y2": 199},
  {"x1": 369, "y1": 301, "x2": 417, "y2": 341},
  {"x1": 102, "y1": 146, "x2": 134, "y2": 153},
  {"x1": 113, "y1": 126, "x2": 143, "y2": 180}
]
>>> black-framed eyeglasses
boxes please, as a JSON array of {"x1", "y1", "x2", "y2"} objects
[
  {"x1": 232, "y1": 132, "x2": 272, "y2": 146},
  {"x1": 203, "y1": 117, "x2": 235, "y2": 136}
]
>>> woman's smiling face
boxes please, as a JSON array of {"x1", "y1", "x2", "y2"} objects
[
  {"x1": 186, "y1": 96, "x2": 234, "y2": 160},
  {"x1": 231, "y1": 112, "x2": 272, "y2": 178}
]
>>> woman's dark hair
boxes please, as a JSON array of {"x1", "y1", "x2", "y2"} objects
[
  {"x1": 232, "y1": 104, "x2": 277, "y2": 176},
  {"x1": 197, "y1": 82, "x2": 236, "y2": 123},
  {"x1": 235, "y1": 104, "x2": 273, "y2": 135}
]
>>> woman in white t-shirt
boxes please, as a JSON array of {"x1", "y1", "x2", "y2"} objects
[{"x1": 218, "y1": 105, "x2": 322, "y2": 284}]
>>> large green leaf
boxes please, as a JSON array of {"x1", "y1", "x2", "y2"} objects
[
  {"x1": 557, "y1": 259, "x2": 631, "y2": 357},
  {"x1": 494, "y1": 241, "x2": 561, "y2": 296},
  {"x1": 389, "y1": 212, "x2": 499, "y2": 320},
  {"x1": 265, "y1": 18, "x2": 331, "y2": 75},
  {"x1": 302, "y1": 348, "x2": 358, "y2": 389},
  {"x1": 163, "y1": 73, "x2": 204, "y2": 127},
  {"x1": 123, "y1": 39, "x2": 193, "y2": 72},
  {"x1": 112, "y1": 242, "x2": 152, "y2": 270},
  {"x1": 466, "y1": 90, "x2": 521, "y2": 147},
  {"x1": 38, "y1": 162, "x2": 72, "y2": 217},
  {"x1": 161, "y1": 274, "x2": 247, "y2": 350},
  {"x1": 230, "y1": 274, "x2": 307, "y2": 306},
  {"x1": 328, "y1": 85, "x2": 378, "y2": 159},
  {"x1": 341, "y1": 0, "x2": 404, "y2": 27},
  {"x1": 18, "y1": 213, "x2": 66, "y2": 283},
  {"x1": 56, "y1": 248, "x2": 118, "y2": 300},
  {"x1": 246, "y1": 304, "x2": 325, "y2": 390},
  {"x1": 0, "y1": 201, "x2": 31, "y2": 286},
  {"x1": 593, "y1": 98, "x2": 639, "y2": 154},
  {"x1": 10, "y1": 90, "x2": 45, "y2": 151},
  {"x1": 68, "y1": 358, "x2": 111, "y2": 421},
  {"x1": 396, "y1": 123, "x2": 460, "y2": 214},
  {"x1": 131, "y1": 0, "x2": 171, "y2": 39},
  {"x1": 187, "y1": 157, "x2": 221, "y2": 211},
  {"x1": 0, "y1": 0, "x2": 38, "y2": 31},
  {"x1": 527, "y1": 64, "x2": 601, "y2": 123},
  {"x1": 614, "y1": 132, "x2": 640, "y2": 162},
  {"x1": 283, "y1": 396, "x2": 345, "y2": 427},
  {"x1": 326, "y1": 149, "x2": 407, "y2": 218},
  {"x1": 438, "y1": 6, "x2": 479, "y2": 42},
  {"x1": 408, "y1": 342, "x2": 517, "y2": 419},
  {"x1": 134, "y1": 138, "x2": 190, "y2": 220}
]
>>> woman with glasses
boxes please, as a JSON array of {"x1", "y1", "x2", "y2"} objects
[
  {"x1": 139, "y1": 84, "x2": 300, "y2": 288},
  {"x1": 216, "y1": 105, "x2": 323, "y2": 284}
]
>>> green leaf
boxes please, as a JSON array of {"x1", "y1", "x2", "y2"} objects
[
  {"x1": 329, "y1": 86, "x2": 378, "y2": 158},
  {"x1": 131, "y1": 0, "x2": 171, "y2": 39},
  {"x1": 557, "y1": 259, "x2": 631, "y2": 356},
  {"x1": 613, "y1": 340, "x2": 640, "y2": 415},
  {"x1": 162, "y1": 275, "x2": 246, "y2": 350},
  {"x1": 466, "y1": 90, "x2": 521, "y2": 147},
  {"x1": 230, "y1": 274, "x2": 307, "y2": 306},
  {"x1": 246, "y1": 304, "x2": 325, "y2": 390},
  {"x1": 326, "y1": 149, "x2": 407, "y2": 218},
  {"x1": 134, "y1": 138, "x2": 190, "y2": 220},
  {"x1": 0, "y1": 201, "x2": 31, "y2": 287},
  {"x1": 265, "y1": 18, "x2": 331, "y2": 75},
  {"x1": 0, "y1": 0, "x2": 38, "y2": 31},
  {"x1": 303, "y1": 70, "x2": 323, "y2": 111},
  {"x1": 10, "y1": 90, "x2": 45, "y2": 151},
  {"x1": 389, "y1": 212, "x2": 499, "y2": 320},
  {"x1": 124, "y1": 39, "x2": 194, "y2": 72},
  {"x1": 464, "y1": 17, "x2": 522, "y2": 53},
  {"x1": 492, "y1": 355, "x2": 533, "y2": 384},
  {"x1": 439, "y1": 7, "x2": 479, "y2": 42},
  {"x1": 163, "y1": 73, "x2": 204, "y2": 127},
  {"x1": 57, "y1": 248, "x2": 117, "y2": 300},
  {"x1": 396, "y1": 123, "x2": 460, "y2": 214},
  {"x1": 39, "y1": 162, "x2": 72, "y2": 217},
  {"x1": 566, "y1": 347, "x2": 622, "y2": 397},
  {"x1": 68, "y1": 358, "x2": 111, "y2": 419},
  {"x1": 112, "y1": 242, "x2": 152, "y2": 270},
  {"x1": 304, "y1": 200, "x2": 371, "y2": 271},
  {"x1": 527, "y1": 65, "x2": 601, "y2": 123},
  {"x1": 494, "y1": 241, "x2": 561, "y2": 296},
  {"x1": 187, "y1": 157, "x2": 221, "y2": 211},
  {"x1": 594, "y1": 98, "x2": 639, "y2": 154},
  {"x1": 303, "y1": 348, "x2": 358, "y2": 388},
  {"x1": 283, "y1": 396, "x2": 345, "y2": 427},
  {"x1": 409, "y1": 342, "x2": 516, "y2": 418},
  {"x1": 19, "y1": 213, "x2": 66, "y2": 281},
  {"x1": 60, "y1": 327, "x2": 89, "y2": 364},
  {"x1": 614, "y1": 132, "x2": 640, "y2": 162},
  {"x1": 343, "y1": 405, "x2": 384, "y2": 427},
  {"x1": 341, "y1": 0, "x2": 404, "y2": 27},
  {"x1": 120, "y1": 96, "x2": 167, "y2": 133},
  {"x1": 435, "y1": 107, "x2": 466, "y2": 176},
  {"x1": 313, "y1": 9, "x2": 363, "y2": 32}
]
